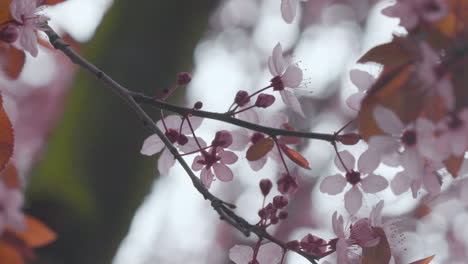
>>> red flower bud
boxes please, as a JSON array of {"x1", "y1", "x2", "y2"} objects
[
  {"x1": 255, "y1": 93, "x2": 275, "y2": 108},
  {"x1": 259, "y1": 179, "x2": 273, "y2": 196},
  {"x1": 177, "y1": 72, "x2": 192, "y2": 86}
]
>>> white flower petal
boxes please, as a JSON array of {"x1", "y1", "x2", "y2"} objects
[
  {"x1": 280, "y1": 90, "x2": 305, "y2": 117},
  {"x1": 257, "y1": 243, "x2": 283, "y2": 264},
  {"x1": 344, "y1": 186, "x2": 363, "y2": 215},
  {"x1": 140, "y1": 134, "x2": 165, "y2": 155},
  {"x1": 373, "y1": 105, "x2": 404, "y2": 135},
  {"x1": 282, "y1": 65, "x2": 302, "y2": 88},
  {"x1": 361, "y1": 174, "x2": 388, "y2": 193},
  {"x1": 320, "y1": 174, "x2": 347, "y2": 195},
  {"x1": 334, "y1": 150, "x2": 355, "y2": 172},
  {"x1": 213, "y1": 163, "x2": 234, "y2": 182},
  {"x1": 281, "y1": 0, "x2": 297, "y2": 24},
  {"x1": 157, "y1": 148, "x2": 176, "y2": 176},
  {"x1": 229, "y1": 245, "x2": 253, "y2": 264}
]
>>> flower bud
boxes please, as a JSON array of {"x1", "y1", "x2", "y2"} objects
[
  {"x1": 337, "y1": 133, "x2": 361, "y2": 145},
  {"x1": 194, "y1": 101, "x2": 203, "y2": 109},
  {"x1": 259, "y1": 179, "x2": 272, "y2": 196},
  {"x1": 234, "y1": 90, "x2": 250, "y2": 107},
  {"x1": 255, "y1": 93, "x2": 275, "y2": 108},
  {"x1": 0, "y1": 25, "x2": 18, "y2": 43},
  {"x1": 273, "y1": 195, "x2": 289, "y2": 209},
  {"x1": 177, "y1": 134, "x2": 188, "y2": 145},
  {"x1": 286, "y1": 240, "x2": 300, "y2": 251},
  {"x1": 212, "y1": 130, "x2": 233, "y2": 148},
  {"x1": 177, "y1": 72, "x2": 192, "y2": 86}
]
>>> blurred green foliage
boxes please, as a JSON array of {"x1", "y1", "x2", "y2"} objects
[{"x1": 26, "y1": 1, "x2": 216, "y2": 263}]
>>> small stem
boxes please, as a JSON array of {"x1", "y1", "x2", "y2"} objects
[
  {"x1": 332, "y1": 142, "x2": 350, "y2": 173},
  {"x1": 179, "y1": 145, "x2": 212, "y2": 156},
  {"x1": 233, "y1": 105, "x2": 256, "y2": 115},
  {"x1": 273, "y1": 137, "x2": 290, "y2": 176},
  {"x1": 186, "y1": 116, "x2": 204, "y2": 150},
  {"x1": 231, "y1": 85, "x2": 272, "y2": 112}
]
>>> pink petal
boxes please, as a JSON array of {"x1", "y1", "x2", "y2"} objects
[
  {"x1": 237, "y1": 107, "x2": 259, "y2": 123},
  {"x1": 178, "y1": 136, "x2": 206, "y2": 153},
  {"x1": 201, "y1": 168, "x2": 214, "y2": 188},
  {"x1": 345, "y1": 92, "x2": 365, "y2": 111},
  {"x1": 163, "y1": 115, "x2": 182, "y2": 130},
  {"x1": 423, "y1": 170, "x2": 441, "y2": 194},
  {"x1": 345, "y1": 185, "x2": 363, "y2": 215},
  {"x1": 157, "y1": 148, "x2": 176, "y2": 176},
  {"x1": 263, "y1": 113, "x2": 288, "y2": 129},
  {"x1": 390, "y1": 171, "x2": 410, "y2": 195},
  {"x1": 332, "y1": 211, "x2": 345, "y2": 237},
  {"x1": 140, "y1": 134, "x2": 165, "y2": 155},
  {"x1": 370, "y1": 200, "x2": 384, "y2": 227},
  {"x1": 230, "y1": 130, "x2": 251, "y2": 151},
  {"x1": 281, "y1": 0, "x2": 297, "y2": 24},
  {"x1": 368, "y1": 135, "x2": 400, "y2": 155},
  {"x1": 319, "y1": 174, "x2": 347, "y2": 195},
  {"x1": 280, "y1": 90, "x2": 305, "y2": 117},
  {"x1": 374, "y1": 105, "x2": 404, "y2": 135},
  {"x1": 400, "y1": 148, "x2": 424, "y2": 180},
  {"x1": 349, "y1": 69, "x2": 374, "y2": 91},
  {"x1": 358, "y1": 149, "x2": 380, "y2": 174},
  {"x1": 180, "y1": 116, "x2": 203, "y2": 134},
  {"x1": 257, "y1": 243, "x2": 283, "y2": 264},
  {"x1": 229, "y1": 245, "x2": 253, "y2": 264},
  {"x1": 249, "y1": 156, "x2": 267, "y2": 171},
  {"x1": 213, "y1": 163, "x2": 234, "y2": 182},
  {"x1": 271, "y1": 43, "x2": 285, "y2": 75},
  {"x1": 191, "y1": 155, "x2": 205, "y2": 171},
  {"x1": 360, "y1": 174, "x2": 388, "y2": 193},
  {"x1": 218, "y1": 149, "x2": 238, "y2": 164},
  {"x1": 334, "y1": 150, "x2": 355, "y2": 172},
  {"x1": 282, "y1": 65, "x2": 303, "y2": 88},
  {"x1": 18, "y1": 26, "x2": 38, "y2": 57}
]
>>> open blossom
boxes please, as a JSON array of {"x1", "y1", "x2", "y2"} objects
[
  {"x1": 192, "y1": 131, "x2": 238, "y2": 188},
  {"x1": 9, "y1": 0, "x2": 49, "y2": 57},
  {"x1": 391, "y1": 160, "x2": 442, "y2": 198},
  {"x1": 141, "y1": 115, "x2": 205, "y2": 176},
  {"x1": 280, "y1": 0, "x2": 307, "y2": 24},
  {"x1": 346, "y1": 69, "x2": 375, "y2": 111},
  {"x1": 320, "y1": 150, "x2": 388, "y2": 215},
  {"x1": 268, "y1": 43, "x2": 305, "y2": 117},
  {"x1": 436, "y1": 109, "x2": 468, "y2": 157},
  {"x1": 381, "y1": 0, "x2": 448, "y2": 30},
  {"x1": 229, "y1": 243, "x2": 282, "y2": 264}
]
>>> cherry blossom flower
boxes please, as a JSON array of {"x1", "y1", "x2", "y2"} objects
[
  {"x1": 320, "y1": 150, "x2": 388, "y2": 215},
  {"x1": 436, "y1": 109, "x2": 468, "y2": 157},
  {"x1": 362, "y1": 106, "x2": 439, "y2": 175},
  {"x1": 268, "y1": 43, "x2": 305, "y2": 117},
  {"x1": 229, "y1": 243, "x2": 283, "y2": 264},
  {"x1": 391, "y1": 160, "x2": 442, "y2": 198},
  {"x1": 280, "y1": 0, "x2": 307, "y2": 24},
  {"x1": 192, "y1": 131, "x2": 238, "y2": 188},
  {"x1": 330, "y1": 212, "x2": 356, "y2": 264},
  {"x1": 277, "y1": 172, "x2": 299, "y2": 195},
  {"x1": 9, "y1": 0, "x2": 49, "y2": 57},
  {"x1": 0, "y1": 182, "x2": 25, "y2": 234},
  {"x1": 141, "y1": 115, "x2": 205, "y2": 176},
  {"x1": 346, "y1": 69, "x2": 375, "y2": 111},
  {"x1": 381, "y1": 0, "x2": 448, "y2": 30}
]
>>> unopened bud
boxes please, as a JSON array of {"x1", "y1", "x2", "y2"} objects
[
  {"x1": 177, "y1": 134, "x2": 188, "y2": 145},
  {"x1": 259, "y1": 179, "x2": 272, "y2": 196},
  {"x1": 0, "y1": 25, "x2": 18, "y2": 43},
  {"x1": 255, "y1": 93, "x2": 275, "y2": 108},
  {"x1": 273, "y1": 195, "x2": 289, "y2": 209},
  {"x1": 337, "y1": 133, "x2": 361, "y2": 145},
  {"x1": 286, "y1": 240, "x2": 300, "y2": 251},
  {"x1": 234, "y1": 90, "x2": 250, "y2": 107},
  {"x1": 194, "y1": 101, "x2": 203, "y2": 109},
  {"x1": 177, "y1": 72, "x2": 192, "y2": 86},
  {"x1": 212, "y1": 130, "x2": 233, "y2": 148}
]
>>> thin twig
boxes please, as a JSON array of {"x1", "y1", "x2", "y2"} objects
[{"x1": 42, "y1": 24, "x2": 319, "y2": 264}]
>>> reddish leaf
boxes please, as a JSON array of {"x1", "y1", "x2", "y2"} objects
[
  {"x1": 443, "y1": 155, "x2": 464, "y2": 178},
  {"x1": 0, "y1": 94, "x2": 14, "y2": 172},
  {"x1": 246, "y1": 138, "x2": 274, "y2": 161},
  {"x1": 280, "y1": 144, "x2": 310, "y2": 170},
  {"x1": 16, "y1": 216, "x2": 57, "y2": 248},
  {"x1": 1, "y1": 163, "x2": 20, "y2": 189},
  {"x1": 337, "y1": 133, "x2": 361, "y2": 145},
  {"x1": 42, "y1": 0, "x2": 67, "y2": 5},
  {"x1": 408, "y1": 255, "x2": 435, "y2": 264},
  {"x1": 0, "y1": 1, "x2": 13, "y2": 25},
  {"x1": 358, "y1": 38, "x2": 413, "y2": 66},
  {"x1": 0, "y1": 44, "x2": 26, "y2": 80},
  {"x1": 362, "y1": 228, "x2": 391, "y2": 264},
  {"x1": 0, "y1": 242, "x2": 24, "y2": 264}
]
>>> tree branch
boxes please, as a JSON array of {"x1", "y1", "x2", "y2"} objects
[{"x1": 42, "y1": 24, "x2": 319, "y2": 264}]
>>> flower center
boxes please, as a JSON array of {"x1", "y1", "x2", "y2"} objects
[
  {"x1": 251, "y1": 132, "x2": 265, "y2": 144},
  {"x1": 346, "y1": 170, "x2": 361, "y2": 185},
  {"x1": 199, "y1": 151, "x2": 221, "y2": 169},
  {"x1": 401, "y1": 130, "x2": 417, "y2": 146},
  {"x1": 165, "y1": 129, "x2": 179, "y2": 144},
  {"x1": 447, "y1": 113, "x2": 462, "y2": 130},
  {"x1": 270, "y1": 75, "x2": 284, "y2": 91}
]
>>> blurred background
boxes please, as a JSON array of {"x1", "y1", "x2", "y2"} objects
[{"x1": 11, "y1": 0, "x2": 421, "y2": 264}]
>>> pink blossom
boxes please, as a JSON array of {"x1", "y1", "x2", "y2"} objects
[
  {"x1": 436, "y1": 109, "x2": 468, "y2": 157},
  {"x1": 320, "y1": 150, "x2": 388, "y2": 215},
  {"x1": 391, "y1": 160, "x2": 443, "y2": 198},
  {"x1": 0, "y1": 183, "x2": 25, "y2": 234},
  {"x1": 300, "y1": 234, "x2": 328, "y2": 256},
  {"x1": 346, "y1": 69, "x2": 375, "y2": 111},
  {"x1": 192, "y1": 146, "x2": 238, "y2": 188},
  {"x1": 277, "y1": 172, "x2": 299, "y2": 195},
  {"x1": 280, "y1": 0, "x2": 307, "y2": 24},
  {"x1": 141, "y1": 115, "x2": 205, "y2": 176},
  {"x1": 268, "y1": 43, "x2": 305, "y2": 117},
  {"x1": 381, "y1": 0, "x2": 448, "y2": 30},
  {"x1": 331, "y1": 212, "x2": 355, "y2": 264},
  {"x1": 229, "y1": 243, "x2": 282, "y2": 264},
  {"x1": 363, "y1": 106, "x2": 439, "y2": 175},
  {"x1": 9, "y1": 0, "x2": 49, "y2": 57}
]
